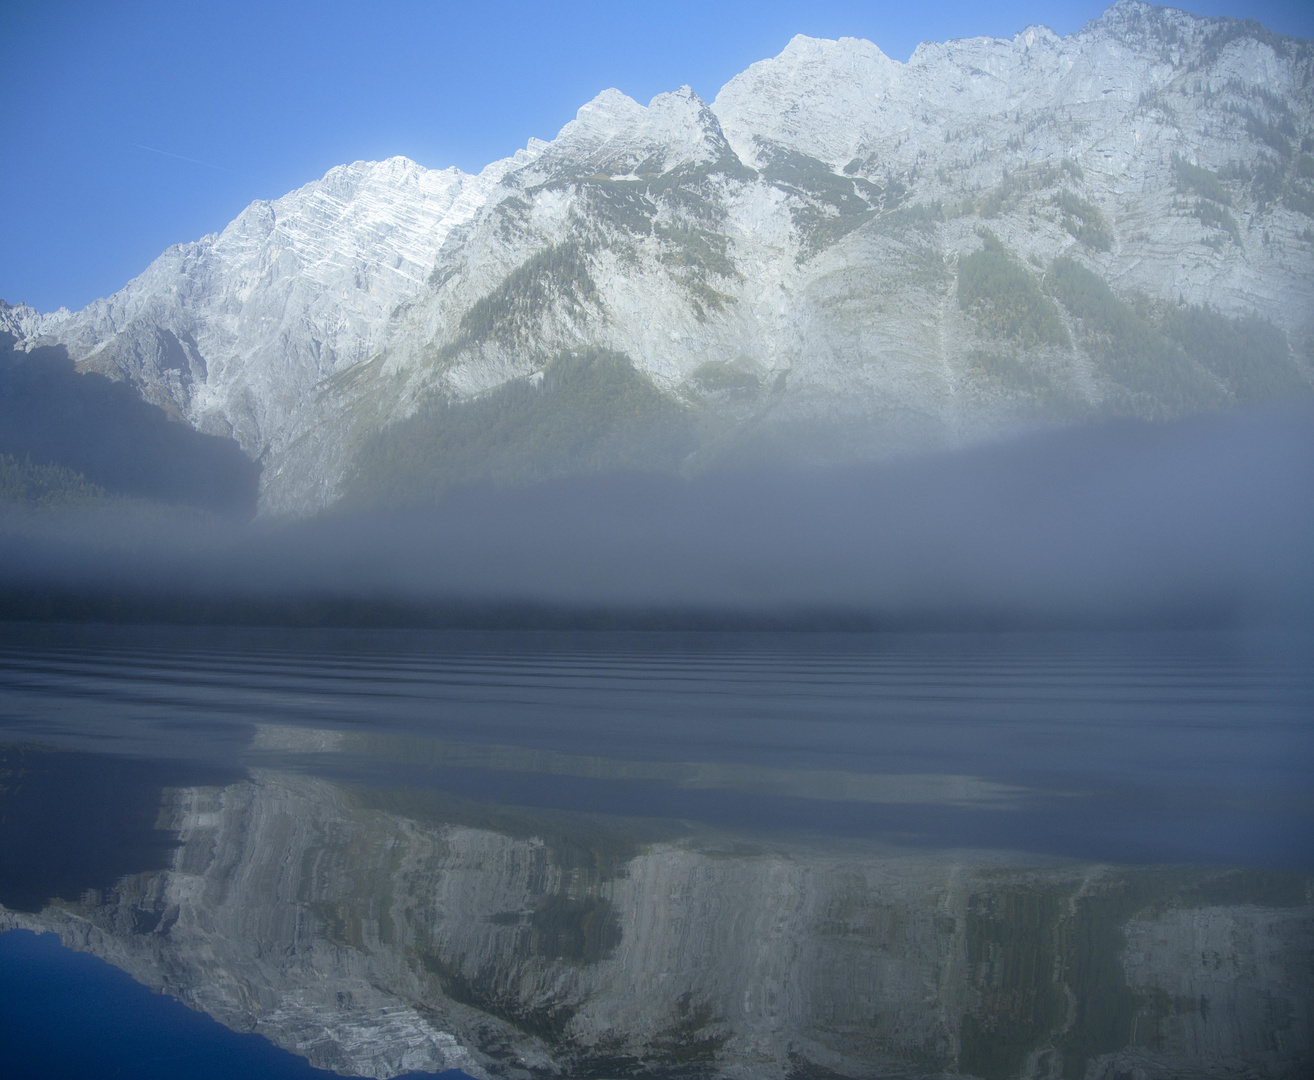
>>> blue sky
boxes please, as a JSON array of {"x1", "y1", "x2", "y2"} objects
[{"x1": 2, "y1": 0, "x2": 1311, "y2": 313}]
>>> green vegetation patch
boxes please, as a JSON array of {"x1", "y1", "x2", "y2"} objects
[
  {"x1": 1220, "y1": 157, "x2": 1286, "y2": 210},
  {"x1": 344, "y1": 348, "x2": 693, "y2": 509},
  {"x1": 1045, "y1": 258, "x2": 1308, "y2": 409},
  {"x1": 758, "y1": 142, "x2": 879, "y2": 258},
  {"x1": 1161, "y1": 304, "x2": 1309, "y2": 401},
  {"x1": 492, "y1": 195, "x2": 533, "y2": 242},
  {"x1": 901, "y1": 242, "x2": 950, "y2": 289},
  {"x1": 1172, "y1": 155, "x2": 1232, "y2": 205},
  {"x1": 684, "y1": 280, "x2": 734, "y2": 320},
  {"x1": 655, "y1": 223, "x2": 738, "y2": 280},
  {"x1": 421, "y1": 950, "x2": 581, "y2": 1042},
  {"x1": 654, "y1": 222, "x2": 742, "y2": 318},
  {"x1": 533, "y1": 155, "x2": 750, "y2": 247},
  {"x1": 958, "y1": 234, "x2": 1070, "y2": 348},
  {"x1": 760, "y1": 144, "x2": 871, "y2": 215},
  {"x1": 640, "y1": 154, "x2": 753, "y2": 225},
  {"x1": 977, "y1": 180, "x2": 1018, "y2": 220},
  {"x1": 1177, "y1": 868, "x2": 1311, "y2": 909},
  {"x1": 491, "y1": 893, "x2": 622, "y2": 965},
  {"x1": 1056, "y1": 190, "x2": 1113, "y2": 251},
  {"x1": 0, "y1": 454, "x2": 107, "y2": 509},
  {"x1": 538, "y1": 162, "x2": 749, "y2": 311},
  {"x1": 455, "y1": 242, "x2": 596, "y2": 352},
  {"x1": 1053, "y1": 873, "x2": 1176, "y2": 1079},
  {"x1": 578, "y1": 180, "x2": 658, "y2": 237},
  {"x1": 976, "y1": 161, "x2": 1080, "y2": 219},
  {"x1": 967, "y1": 350, "x2": 1079, "y2": 415},
  {"x1": 872, "y1": 202, "x2": 944, "y2": 239},
  {"x1": 1284, "y1": 181, "x2": 1314, "y2": 218},
  {"x1": 1192, "y1": 199, "x2": 1242, "y2": 243},
  {"x1": 791, "y1": 203, "x2": 878, "y2": 258},
  {"x1": 1045, "y1": 258, "x2": 1223, "y2": 413},
  {"x1": 1242, "y1": 107, "x2": 1295, "y2": 159},
  {"x1": 1197, "y1": 20, "x2": 1297, "y2": 66},
  {"x1": 686, "y1": 360, "x2": 762, "y2": 399}
]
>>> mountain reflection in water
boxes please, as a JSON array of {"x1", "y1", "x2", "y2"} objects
[{"x1": 0, "y1": 626, "x2": 1310, "y2": 1079}]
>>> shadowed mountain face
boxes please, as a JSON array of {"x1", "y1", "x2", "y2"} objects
[
  {"x1": 0, "y1": 334, "x2": 259, "y2": 516},
  {"x1": 4, "y1": 2, "x2": 1313, "y2": 515}
]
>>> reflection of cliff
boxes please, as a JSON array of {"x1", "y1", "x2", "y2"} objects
[{"x1": 2, "y1": 768, "x2": 1310, "y2": 1080}]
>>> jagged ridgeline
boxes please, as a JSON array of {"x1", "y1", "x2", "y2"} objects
[{"x1": 4, "y1": 1, "x2": 1313, "y2": 515}]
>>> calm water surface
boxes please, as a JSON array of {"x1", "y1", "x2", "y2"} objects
[{"x1": 0, "y1": 624, "x2": 1310, "y2": 1079}]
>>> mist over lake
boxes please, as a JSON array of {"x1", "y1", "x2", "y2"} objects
[{"x1": 2, "y1": 405, "x2": 1312, "y2": 629}]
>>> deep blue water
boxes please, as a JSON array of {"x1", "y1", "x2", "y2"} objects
[{"x1": 0, "y1": 929, "x2": 471, "y2": 1080}]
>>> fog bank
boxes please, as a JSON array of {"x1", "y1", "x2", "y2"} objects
[{"x1": 2, "y1": 407, "x2": 1312, "y2": 627}]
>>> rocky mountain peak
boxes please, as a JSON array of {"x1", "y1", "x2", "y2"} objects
[
  {"x1": 3, "y1": 3, "x2": 1312, "y2": 518},
  {"x1": 531, "y1": 84, "x2": 732, "y2": 178},
  {"x1": 713, "y1": 35, "x2": 900, "y2": 169}
]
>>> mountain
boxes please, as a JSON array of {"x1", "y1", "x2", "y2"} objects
[{"x1": 4, "y1": 1, "x2": 1314, "y2": 517}]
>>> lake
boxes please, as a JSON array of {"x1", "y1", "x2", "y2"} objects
[{"x1": 0, "y1": 623, "x2": 1311, "y2": 1079}]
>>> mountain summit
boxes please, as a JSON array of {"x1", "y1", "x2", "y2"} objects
[{"x1": 4, "y1": 1, "x2": 1312, "y2": 516}]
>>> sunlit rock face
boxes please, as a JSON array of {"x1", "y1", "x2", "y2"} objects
[
  {"x1": 3, "y1": 768, "x2": 1310, "y2": 1079},
  {"x1": 7, "y1": 1, "x2": 1314, "y2": 514}
]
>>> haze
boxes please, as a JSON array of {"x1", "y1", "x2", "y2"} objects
[{"x1": 2, "y1": 407, "x2": 1310, "y2": 626}]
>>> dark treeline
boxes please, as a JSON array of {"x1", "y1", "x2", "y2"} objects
[
  {"x1": 0, "y1": 585, "x2": 1247, "y2": 632},
  {"x1": 0, "y1": 454, "x2": 105, "y2": 509}
]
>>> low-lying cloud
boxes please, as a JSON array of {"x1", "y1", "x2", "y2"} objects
[{"x1": 3, "y1": 406, "x2": 1312, "y2": 627}]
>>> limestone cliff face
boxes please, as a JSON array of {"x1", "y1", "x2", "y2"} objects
[
  {"x1": 5, "y1": 3, "x2": 1314, "y2": 515},
  {"x1": 3, "y1": 767, "x2": 1310, "y2": 1079}
]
